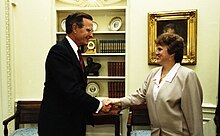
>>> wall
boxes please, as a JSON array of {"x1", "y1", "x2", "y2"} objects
[
  {"x1": 1, "y1": 1, "x2": 14, "y2": 135},
  {"x1": 0, "y1": 1, "x2": 5, "y2": 135},
  {"x1": 0, "y1": 0, "x2": 219, "y2": 135},
  {"x1": 126, "y1": 0, "x2": 219, "y2": 135},
  {"x1": 126, "y1": 0, "x2": 219, "y2": 105},
  {"x1": 1, "y1": 0, "x2": 55, "y2": 135},
  {"x1": 12, "y1": 0, "x2": 55, "y2": 99},
  {"x1": 11, "y1": 0, "x2": 220, "y2": 109}
]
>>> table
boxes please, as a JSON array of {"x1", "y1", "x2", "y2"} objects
[{"x1": 92, "y1": 108, "x2": 121, "y2": 136}]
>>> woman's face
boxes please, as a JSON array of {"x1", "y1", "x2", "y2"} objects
[{"x1": 155, "y1": 45, "x2": 173, "y2": 65}]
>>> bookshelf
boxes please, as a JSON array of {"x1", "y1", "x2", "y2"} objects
[
  {"x1": 56, "y1": 5, "x2": 127, "y2": 99},
  {"x1": 55, "y1": 1, "x2": 127, "y2": 135}
]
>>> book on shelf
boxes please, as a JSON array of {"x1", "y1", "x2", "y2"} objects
[
  {"x1": 108, "y1": 62, "x2": 125, "y2": 76},
  {"x1": 99, "y1": 40, "x2": 125, "y2": 53},
  {"x1": 108, "y1": 81, "x2": 125, "y2": 98}
]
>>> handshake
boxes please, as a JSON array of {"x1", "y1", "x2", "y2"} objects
[{"x1": 99, "y1": 98, "x2": 121, "y2": 113}]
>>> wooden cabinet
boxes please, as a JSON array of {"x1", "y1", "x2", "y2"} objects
[{"x1": 56, "y1": 6, "x2": 127, "y2": 98}]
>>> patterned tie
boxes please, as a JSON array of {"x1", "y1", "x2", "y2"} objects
[{"x1": 77, "y1": 49, "x2": 84, "y2": 71}]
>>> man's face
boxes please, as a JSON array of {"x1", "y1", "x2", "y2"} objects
[{"x1": 74, "y1": 18, "x2": 93, "y2": 46}]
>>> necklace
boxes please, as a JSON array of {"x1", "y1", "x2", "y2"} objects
[
  {"x1": 159, "y1": 73, "x2": 167, "y2": 83},
  {"x1": 161, "y1": 73, "x2": 167, "y2": 79}
]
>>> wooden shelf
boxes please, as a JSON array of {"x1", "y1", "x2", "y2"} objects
[
  {"x1": 93, "y1": 31, "x2": 126, "y2": 34},
  {"x1": 56, "y1": 31, "x2": 125, "y2": 34},
  {"x1": 55, "y1": 2, "x2": 127, "y2": 135},
  {"x1": 56, "y1": 6, "x2": 126, "y2": 100},
  {"x1": 87, "y1": 76, "x2": 125, "y2": 80},
  {"x1": 83, "y1": 53, "x2": 125, "y2": 56},
  {"x1": 56, "y1": 6, "x2": 126, "y2": 12}
]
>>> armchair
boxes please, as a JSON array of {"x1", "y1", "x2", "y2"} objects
[
  {"x1": 2, "y1": 101, "x2": 41, "y2": 136},
  {"x1": 127, "y1": 104, "x2": 151, "y2": 136}
]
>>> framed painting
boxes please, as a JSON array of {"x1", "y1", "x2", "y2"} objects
[{"x1": 148, "y1": 9, "x2": 197, "y2": 65}]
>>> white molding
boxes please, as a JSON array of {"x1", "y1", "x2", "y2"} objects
[
  {"x1": 202, "y1": 103, "x2": 217, "y2": 108},
  {"x1": 56, "y1": 31, "x2": 126, "y2": 34},
  {"x1": 203, "y1": 117, "x2": 216, "y2": 136},
  {"x1": 57, "y1": 0, "x2": 125, "y2": 8},
  {"x1": 5, "y1": 0, "x2": 14, "y2": 118},
  {"x1": 87, "y1": 76, "x2": 125, "y2": 80},
  {"x1": 15, "y1": 98, "x2": 42, "y2": 102},
  {"x1": 9, "y1": 0, "x2": 16, "y2": 6},
  {"x1": 202, "y1": 104, "x2": 216, "y2": 136},
  {"x1": 83, "y1": 53, "x2": 126, "y2": 56},
  {"x1": 56, "y1": 6, "x2": 126, "y2": 11},
  {"x1": 0, "y1": 0, "x2": 14, "y2": 134},
  {"x1": 202, "y1": 103, "x2": 217, "y2": 115}
]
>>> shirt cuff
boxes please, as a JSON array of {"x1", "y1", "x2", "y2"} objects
[{"x1": 96, "y1": 100, "x2": 102, "y2": 113}]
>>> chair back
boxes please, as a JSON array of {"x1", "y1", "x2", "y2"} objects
[
  {"x1": 127, "y1": 104, "x2": 151, "y2": 136},
  {"x1": 130, "y1": 104, "x2": 150, "y2": 126},
  {"x1": 15, "y1": 101, "x2": 41, "y2": 129}
]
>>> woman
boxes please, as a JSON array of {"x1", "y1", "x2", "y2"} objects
[{"x1": 109, "y1": 33, "x2": 203, "y2": 136}]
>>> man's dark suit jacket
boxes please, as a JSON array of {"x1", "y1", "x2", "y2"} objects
[{"x1": 38, "y1": 37, "x2": 100, "y2": 136}]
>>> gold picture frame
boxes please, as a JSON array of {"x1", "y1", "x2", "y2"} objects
[{"x1": 148, "y1": 9, "x2": 197, "y2": 65}]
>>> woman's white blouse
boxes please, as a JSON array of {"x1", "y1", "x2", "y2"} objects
[{"x1": 152, "y1": 63, "x2": 181, "y2": 101}]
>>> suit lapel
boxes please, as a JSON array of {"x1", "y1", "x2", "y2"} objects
[
  {"x1": 62, "y1": 38, "x2": 83, "y2": 71},
  {"x1": 62, "y1": 37, "x2": 87, "y2": 83}
]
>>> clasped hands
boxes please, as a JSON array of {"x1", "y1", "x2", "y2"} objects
[{"x1": 100, "y1": 98, "x2": 121, "y2": 113}]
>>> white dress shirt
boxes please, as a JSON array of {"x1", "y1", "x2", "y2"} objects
[
  {"x1": 66, "y1": 35, "x2": 102, "y2": 113},
  {"x1": 66, "y1": 36, "x2": 79, "y2": 60}
]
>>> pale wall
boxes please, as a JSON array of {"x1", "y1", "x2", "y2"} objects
[
  {"x1": 13, "y1": 0, "x2": 55, "y2": 99},
  {"x1": 12, "y1": 0, "x2": 219, "y2": 106},
  {"x1": 0, "y1": 0, "x2": 219, "y2": 135},
  {"x1": 0, "y1": 1, "x2": 6, "y2": 135},
  {"x1": 126, "y1": 0, "x2": 220, "y2": 105},
  {"x1": 10, "y1": 0, "x2": 219, "y2": 121}
]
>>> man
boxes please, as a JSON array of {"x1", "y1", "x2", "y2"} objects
[{"x1": 38, "y1": 12, "x2": 111, "y2": 136}]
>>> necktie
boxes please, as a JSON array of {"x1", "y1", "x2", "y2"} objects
[{"x1": 77, "y1": 49, "x2": 84, "y2": 71}]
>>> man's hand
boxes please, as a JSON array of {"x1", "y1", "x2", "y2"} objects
[
  {"x1": 100, "y1": 99, "x2": 112, "y2": 113},
  {"x1": 99, "y1": 98, "x2": 122, "y2": 113},
  {"x1": 105, "y1": 98, "x2": 122, "y2": 106}
]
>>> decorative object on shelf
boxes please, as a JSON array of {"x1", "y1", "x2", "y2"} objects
[
  {"x1": 92, "y1": 21, "x2": 98, "y2": 31},
  {"x1": 86, "y1": 82, "x2": 100, "y2": 97},
  {"x1": 61, "y1": 19, "x2": 66, "y2": 31},
  {"x1": 108, "y1": 17, "x2": 122, "y2": 31},
  {"x1": 55, "y1": 5, "x2": 126, "y2": 102},
  {"x1": 85, "y1": 57, "x2": 101, "y2": 76},
  {"x1": 148, "y1": 9, "x2": 197, "y2": 65},
  {"x1": 85, "y1": 39, "x2": 97, "y2": 54}
]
